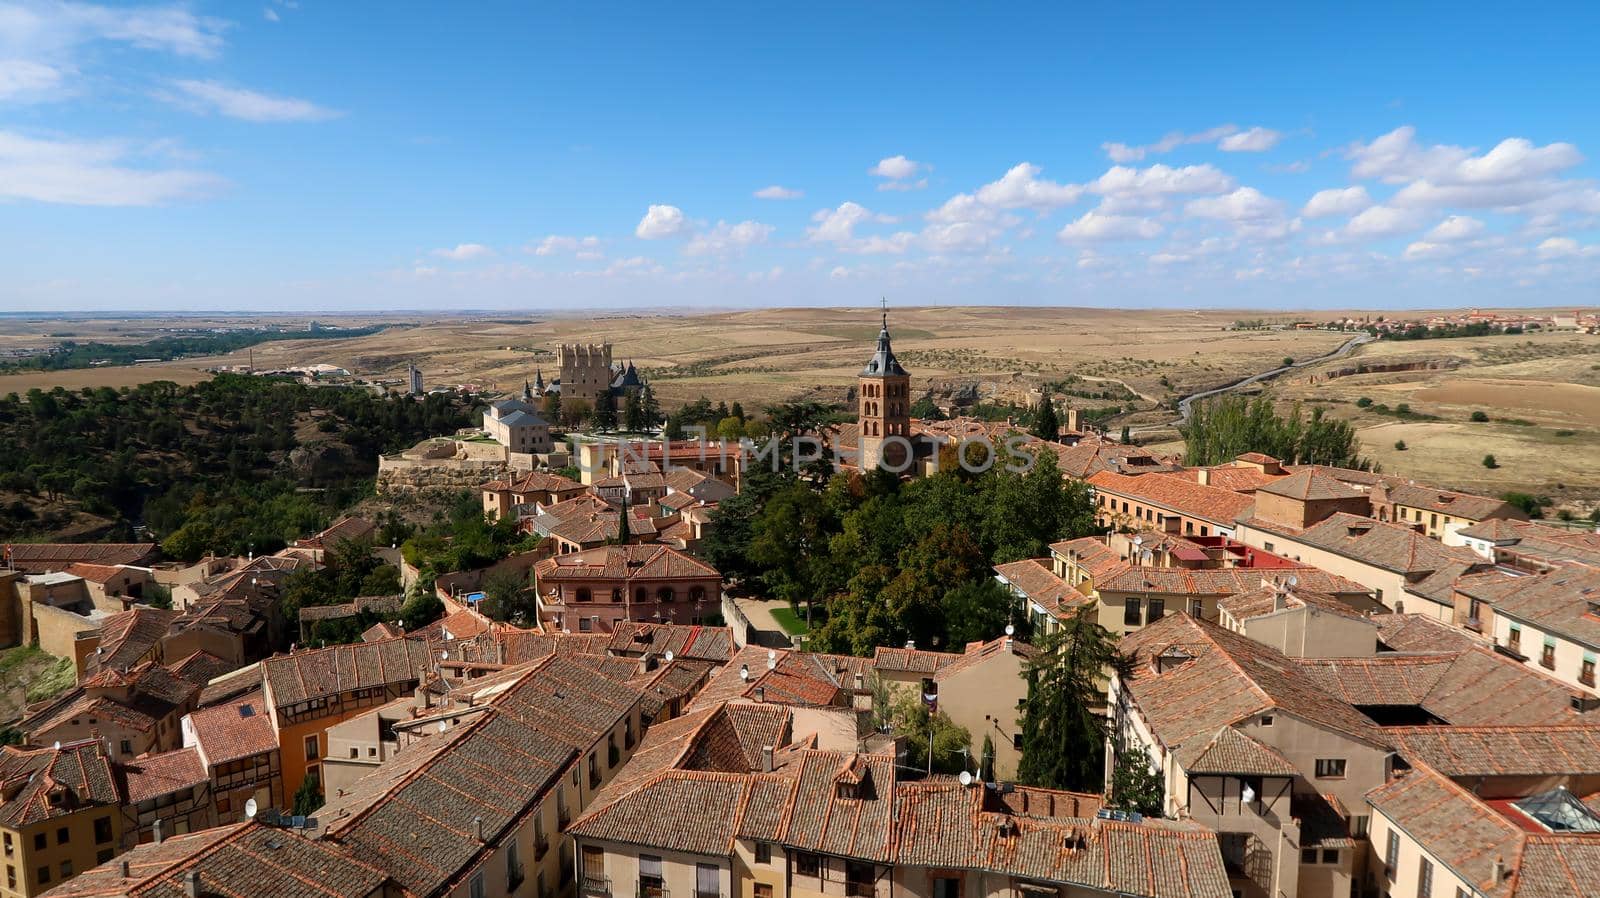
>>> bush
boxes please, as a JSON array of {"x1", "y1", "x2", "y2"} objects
[
  {"x1": 1356, "y1": 397, "x2": 1373, "y2": 408},
  {"x1": 1482, "y1": 454, "x2": 1499, "y2": 469},
  {"x1": 1394, "y1": 440, "x2": 1407, "y2": 451},
  {"x1": 1556, "y1": 430, "x2": 1576, "y2": 437},
  {"x1": 1470, "y1": 410, "x2": 1489, "y2": 422}
]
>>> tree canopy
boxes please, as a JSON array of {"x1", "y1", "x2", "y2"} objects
[{"x1": 1180, "y1": 394, "x2": 1370, "y2": 469}]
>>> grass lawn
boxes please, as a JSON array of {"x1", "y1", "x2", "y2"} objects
[{"x1": 769, "y1": 605, "x2": 810, "y2": 636}]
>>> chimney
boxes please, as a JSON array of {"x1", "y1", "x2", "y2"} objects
[
  {"x1": 1493, "y1": 857, "x2": 1509, "y2": 884},
  {"x1": 120, "y1": 860, "x2": 130, "y2": 878},
  {"x1": 474, "y1": 815, "x2": 484, "y2": 842},
  {"x1": 754, "y1": 686, "x2": 765, "y2": 703},
  {"x1": 153, "y1": 819, "x2": 165, "y2": 844},
  {"x1": 761, "y1": 745, "x2": 774, "y2": 773},
  {"x1": 182, "y1": 871, "x2": 200, "y2": 898},
  {"x1": 853, "y1": 672, "x2": 864, "y2": 691},
  {"x1": 1196, "y1": 468, "x2": 1210, "y2": 486}
]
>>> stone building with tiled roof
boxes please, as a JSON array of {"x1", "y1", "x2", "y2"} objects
[
  {"x1": 111, "y1": 747, "x2": 211, "y2": 851},
  {"x1": 22, "y1": 661, "x2": 204, "y2": 763},
  {"x1": 1455, "y1": 517, "x2": 1600, "y2": 569},
  {"x1": 1451, "y1": 562, "x2": 1600, "y2": 697},
  {"x1": 2, "y1": 545, "x2": 158, "y2": 577},
  {"x1": 533, "y1": 545, "x2": 722, "y2": 635},
  {"x1": 1088, "y1": 471, "x2": 1256, "y2": 539},
  {"x1": 481, "y1": 469, "x2": 587, "y2": 522},
  {"x1": 179, "y1": 690, "x2": 282, "y2": 830},
  {"x1": 0, "y1": 740, "x2": 124, "y2": 898},
  {"x1": 1372, "y1": 482, "x2": 1526, "y2": 543}
]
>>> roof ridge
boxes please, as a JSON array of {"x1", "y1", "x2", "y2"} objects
[{"x1": 126, "y1": 822, "x2": 253, "y2": 895}]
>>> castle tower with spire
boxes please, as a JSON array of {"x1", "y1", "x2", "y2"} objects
[{"x1": 857, "y1": 302, "x2": 911, "y2": 471}]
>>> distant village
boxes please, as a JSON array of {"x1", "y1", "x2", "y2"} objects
[{"x1": 4, "y1": 314, "x2": 1600, "y2": 898}]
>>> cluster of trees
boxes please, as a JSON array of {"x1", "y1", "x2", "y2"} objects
[
  {"x1": 1180, "y1": 394, "x2": 1370, "y2": 469},
  {"x1": 401, "y1": 490, "x2": 539, "y2": 579},
  {"x1": 1373, "y1": 321, "x2": 1531, "y2": 340},
  {"x1": 705, "y1": 411, "x2": 1099, "y2": 657},
  {"x1": 0, "y1": 326, "x2": 385, "y2": 373},
  {"x1": 281, "y1": 534, "x2": 406, "y2": 645},
  {"x1": 0, "y1": 374, "x2": 471, "y2": 554},
  {"x1": 663, "y1": 396, "x2": 778, "y2": 442}
]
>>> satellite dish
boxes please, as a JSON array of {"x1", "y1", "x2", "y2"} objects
[
  {"x1": 439, "y1": 650, "x2": 449, "y2": 661},
  {"x1": 438, "y1": 721, "x2": 448, "y2": 733},
  {"x1": 1132, "y1": 536, "x2": 1143, "y2": 548},
  {"x1": 664, "y1": 650, "x2": 674, "y2": 662},
  {"x1": 244, "y1": 798, "x2": 258, "y2": 819},
  {"x1": 53, "y1": 741, "x2": 60, "y2": 750},
  {"x1": 1004, "y1": 624, "x2": 1015, "y2": 637},
  {"x1": 739, "y1": 665, "x2": 750, "y2": 681},
  {"x1": 1287, "y1": 575, "x2": 1299, "y2": 588},
  {"x1": 958, "y1": 771, "x2": 973, "y2": 787}
]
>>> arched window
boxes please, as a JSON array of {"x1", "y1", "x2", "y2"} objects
[
  {"x1": 657, "y1": 586, "x2": 676, "y2": 603},
  {"x1": 611, "y1": 588, "x2": 624, "y2": 603}
]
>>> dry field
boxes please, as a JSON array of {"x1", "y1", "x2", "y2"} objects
[{"x1": 1279, "y1": 331, "x2": 1600, "y2": 503}]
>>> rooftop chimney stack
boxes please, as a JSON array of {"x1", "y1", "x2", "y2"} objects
[
  {"x1": 182, "y1": 871, "x2": 200, "y2": 898},
  {"x1": 153, "y1": 819, "x2": 165, "y2": 844},
  {"x1": 761, "y1": 746, "x2": 774, "y2": 772},
  {"x1": 474, "y1": 815, "x2": 484, "y2": 842},
  {"x1": 120, "y1": 861, "x2": 130, "y2": 878}
]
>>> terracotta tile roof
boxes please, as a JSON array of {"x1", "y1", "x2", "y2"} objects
[
  {"x1": 1297, "y1": 648, "x2": 1587, "y2": 726},
  {"x1": 483, "y1": 470, "x2": 584, "y2": 495},
  {"x1": 187, "y1": 691, "x2": 277, "y2": 766},
  {"x1": 296, "y1": 593, "x2": 404, "y2": 623},
  {"x1": 361, "y1": 621, "x2": 403, "y2": 642},
  {"x1": 1456, "y1": 518, "x2": 1600, "y2": 567},
  {"x1": 318, "y1": 655, "x2": 644, "y2": 897},
  {"x1": 1389, "y1": 725, "x2": 1600, "y2": 776},
  {"x1": 1096, "y1": 565, "x2": 1368, "y2": 598},
  {"x1": 933, "y1": 636, "x2": 1036, "y2": 681},
  {"x1": 1119, "y1": 614, "x2": 1390, "y2": 768},
  {"x1": 89, "y1": 607, "x2": 178, "y2": 673},
  {"x1": 664, "y1": 467, "x2": 710, "y2": 492},
  {"x1": 993, "y1": 559, "x2": 1090, "y2": 618},
  {"x1": 1173, "y1": 466, "x2": 1287, "y2": 493},
  {"x1": 296, "y1": 515, "x2": 376, "y2": 549},
  {"x1": 690, "y1": 646, "x2": 871, "y2": 712},
  {"x1": 1282, "y1": 463, "x2": 1395, "y2": 490},
  {"x1": 1366, "y1": 764, "x2": 1528, "y2": 898},
  {"x1": 1218, "y1": 586, "x2": 1370, "y2": 624},
  {"x1": 1185, "y1": 726, "x2": 1299, "y2": 776},
  {"x1": 1237, "y1": 452, "x2": 1278, "y2": 465},
  {"x1": 262, "y1": 637, "x2": 432, "y2": 710},
  {"x1": 1049, "y1": 536, "x2": 1126, "y2": 579},
  {"x1": 1373, "y1": 613, "x2": 1484, "y2": 653},
  {"x1": 408, "y1": 607, "x2": 495, "y2": 642},
  {"x1": 118, "y1": 747, "x2": 207, "y2": 803},
  {"x1": 63, "y1": 562, "x2": 132, "y2": 583},
  {"x1": 166, "y1": 651, "x2": 236, "y2": 689},
  {"x1": 24, "y1": 662, "x2": 198, "y2": 739},
  {"x1": 1381, "y1": 482, "x2": 1524, "y2": 523},
  {"x1": 571, "y1": 769, "x2": 755, "y2": 855},
  {"x1": 3, "y1": 542, "x2": 156, "y2": 573},
  {"x1": 534, "y1": 544, "x2": 720, "y2": 582},
  {"x1": 0, "y1": 740, "x2": 121, "y2": 829},
  {"x1": 1269, "y1": 512, "x2": 1489, "y2": 581},
  {"x1": 1472, "y1": 564, "x2": 1600, "y2": 648},
  {"x1": 43, "y1": 821, "x2": 390, "y2": 898},
  {"x1": 1046, "y1": 438, "x2": 1183, "y2": 479},
  {"x1": 872, "y1": 645, "x2": 963, "y2": 675},
  {"x1": 606, "y1": 622, "x2": 736, "y2": 663},
  {"x1": 1256, "y1": 469, "x2": 1364, "y2": 502},
  {"x1": 1088, "y1": 471, "x2": 1256, "y2": 525}
]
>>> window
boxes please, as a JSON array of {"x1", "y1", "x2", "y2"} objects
[
  {"x1": 1323, "y1": 849, "x2": 1339, "y2": 865},
  {"x1": 37, "y1": 866, "x2": 50, "y2": 886},
  {"x1": 1315, "y1": 758, "x2": 1347, "y2": 779},
  {"x1": 1124, "y1": 597, "x2": 1142, "y2": 627},
  {"x1": 350, "y1": 747, "x2": 359, "y2": 759},
  {"x1": 576, "y1": 587, "x2": 592, "y2": 603},
  {"x1": 1419, "y1": 858, "x2": 1434, "y2": 898},
  {"x1": 1012, "y1": 733, "x2": 1023, "y2": 751},
  {"x1": 56, "y1": 826, "x2": 68, "y2": 845},
  {"x1": 611, "y1": 588, "x2": 623, "y2": 603},
  {"x1": 635, "y1": 587, "x2": 648, "y2": 603},
  {"x1": 657, "y1": 587, "x2": 676, "y2": 603},
  {"x1": 1385, "y1": 831, "x2": 1400, "y2": 879},
  {"x1": 1508, "y1": 624, "x2": 1522, "y2": 651},
  {"x1": 640, "y1": 855, "x2": 665, "y2": 898},
  {"x1": 578, "y1": 617, "x2": 592, "y2": 632},
  {"x1": 469, "y1": 870, "x2": 486, "y2": 898},
  {"x1": 1263, "y1": 542, "x2": 1275, "y2": 552},
  {"x1": 1188, "y1": 598, "x2": 1204, "y2": 617},
  {"x1": 120, "y1": 739, "x2": 132, "y2": 755},
  {"x1": 795, "y1": 851, "x2": 821, "y2": 878},
  {"x1": 1147, "y1": 598, "x2": 1165, "y2": 622},
  {"x1": 1301, "y1": 848, "x2": 1318, "y2": 865},
  {"x1": 33, "y1": 834, "x2": 44, "y2": 851},
  {"x1": 507, "y1": 839, "x2": 524, "y2": 890},
  {"x1": 6, "y1": 866, "x2": 13, "y2": 889},
  {"x1": 696, "y1": 863, "x2": 720, "y2": 898},
  {"x1": 754, "y1": 886, "x2": 773, "y2": 898},
  {"x1": 304, "y1": 734, "x2": 320, "y2": 760},
  {"x1": 59, "y1": 860, "x2": 71, "y2": 878},
  {"x1": 1582, "y1": 653, "x2": 1596, "y2": 687},
  {"x1": 933, "y1": 877, "x2": 961, "y2": 898},
  {"x1": 1542, "y1": 637, "x2": 1557, "y2": 670},
  {"x1": 2, "y1": 833, "x2": 9, "y2": 856},
  {"x1": 1260, "y1": 715, "x2": 1274, "y2": 727},
  {"x1": 754, "y1": 842, "x2": 772, "y2": 865},
  {"x1": 94, "y1": 815, "x2": 113, "y2": 844}
]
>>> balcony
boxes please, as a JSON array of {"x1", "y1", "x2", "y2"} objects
[
  {"x1": 582, "y1": 876, "x2": 612, "y2": 897},
  {"x1": 638, "y1": 884, "x2": 669, "y2": 898},
  {"x1": 845, "y1": 882, "x2": 876, "y2": 898},
  {"x1": 509, "y1": 865, "x2": 526, "y2": 893}
]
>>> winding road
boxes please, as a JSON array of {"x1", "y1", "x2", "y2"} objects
[{"x1": 1132, "y1": 331, "x2": 1375, "y2": 436}]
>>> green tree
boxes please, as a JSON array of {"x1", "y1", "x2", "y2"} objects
[
  {"x1": 1017, "y1": 607, "x2": 1124, "y2": 792},
  {"x1": 1031, "y1": 390, "x2": 1060, "y2": 441},
  {"x1": 1470, "y1": 410, "x2": 1490, "y2": 422},
  {"x1": 890, "y1": 690, "x2": 973, "y2": 775},
  {"x1": 1394, "y1": 440, "x2": 1407, "y2": 451},
  {"x1": 1109, "y1": 747, "x2": 1164, "y2": 817},
  {"x1": 542, "y1": 390, "x2": 562, "y2": 425},
  {"x1": 623, "y1": 390, "x2": 647, "y2": 432},
  {"x1": 940, "y1": 578, "x2": 1014, "y2": 647},
  {"x1": 593, "y1": 391, "x2": 618, "y2": 431},
  {"x1": 1483, "y1": 453, "x2": 1499, "y2": 469},
  {"x1": 292, "y1": 771, "x2": 323, "y2": 816},
  {"x1": 399, "y1": 589, "x2": 444, "y2": 631},
  {"x1": 480, "y1": 567, "x2": 536, "y2": 625}
]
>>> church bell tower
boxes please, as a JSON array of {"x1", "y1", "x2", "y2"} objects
[{"x1": 858, "y1": 302, "x2": 911, "y2": 471}]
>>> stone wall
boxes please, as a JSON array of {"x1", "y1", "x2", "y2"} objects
[{"x1": 376, "y1": 454, "x2": 514, "y2": 496}]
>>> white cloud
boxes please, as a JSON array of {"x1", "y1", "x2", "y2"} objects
[
  {"x1": 1185, "y1": 187, "x2": 1284, "y2": 222},
  {"x1": 0, "y1": 58, "x2": 64, "y2": 100},
  {"x1": 163, "y1": 79, "x2": 340, "y2": 122},
  {"x1": 877, "y1": 177, "x2": 927, "y2": 192},
  {"x1": 1218, "y1": 127, "x2": 1283, "y2": 152},
  {"x1": 432, "y1": 243, "x2": 493, "y2": 261},
  {"x1": 1424, "y1": 215, "x2": 1484, "y2": 242},
  {"x1": 263, "y1": 8, "x2": 279, "y2": 22},
  {"x1": 1350, "y1": 126, "x2": 1583, "y2": 185},
  {"x1": 808, "y1": 201, "x2": 885, "y2": 242},
  {"x1": 1536, "y1": 237, "x2": 1598, "y2": 259},
  {"x1": 828, "y1": 265, "x2": 850, "y2": 279},
  {"x1": 636, "y1": 204, "x2": 689, "y2": 239},
  {"x1": 1341, "y1": 205, "x2": 1425, "y2": 239},
  {"x1": 1, "y1": 1, "x2": 229, "y2": 60},
  {"x1": 1058, "y1": 211, "x2": 1162, "y2": 242},
  {"x1": 974, "y1": 162, "x2": 1082, "y2": 210},
  {"x1": 869, "y1": 154, "x2": 923, "y2": 180},
  {"x1": 1102, "y1": 125, "x2": 1281, "y2": 161},
  {"x1": 1402, "y1": 241, "x2": 1457, "y2": 261},
  {"x1": 0, "y1": 129, "x2": 220, "y2": 205},
  {"x1": 753, "y1": 185, "x2": 802, "y2": 200},
  {"x1": 531, "y1": 235, "x2": 602, "y2": 259},
  {"x1": 1302, "y1": 186, "x2": 1372, "y2": 218},
  {"x1": 1090, "y1": 164, "x2": 1234, "y2": 199},
  {"x1": 685, "y1": 219, "x2": 774, "y2": 256}
]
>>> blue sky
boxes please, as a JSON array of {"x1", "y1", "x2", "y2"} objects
[{"x1": 3, "y1": 1, "x2": 1599, "y2": 312}]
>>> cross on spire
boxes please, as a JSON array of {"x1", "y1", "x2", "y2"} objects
[{"x1": 880, "y1": 296, "x2": 888, "y2": 330}]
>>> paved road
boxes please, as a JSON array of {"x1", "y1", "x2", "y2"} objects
[{"x1": 1132, "y1": 331, "x2": 1374, "y2": 436}]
